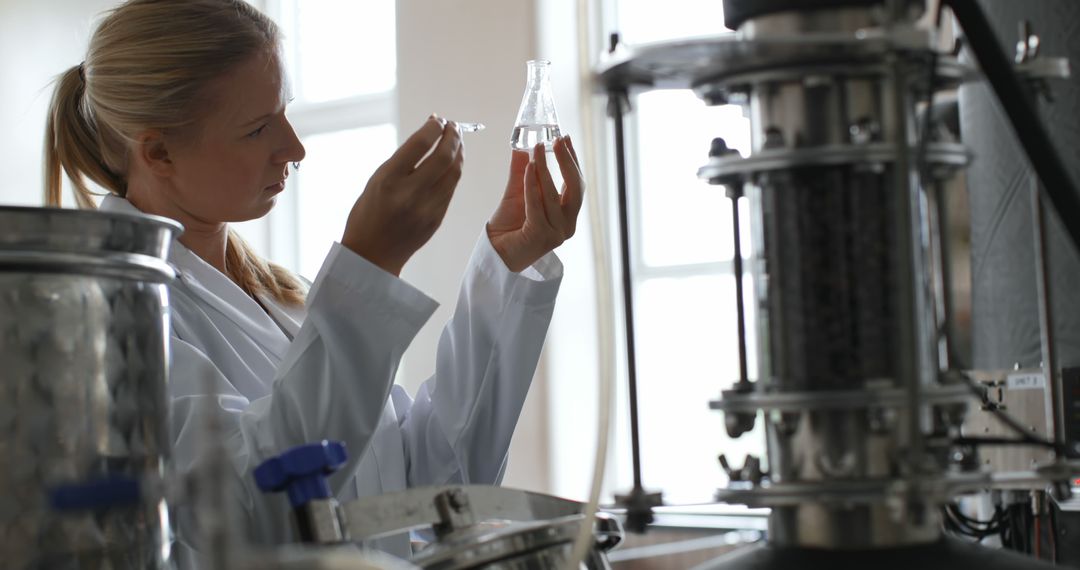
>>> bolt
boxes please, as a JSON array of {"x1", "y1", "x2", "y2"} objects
[
  {"x1": 448, "y1": 489, "x2": 468, "y2": 511},
  {"x1": 709, "y1": 137, "x2": 737, "y2": 158},
  {"x1": 763, "y1": 127, "x2": 785, "y2": 149}
]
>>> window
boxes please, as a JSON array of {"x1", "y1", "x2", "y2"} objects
[
  {"x1": 234, "y1": 0, "x2": 399, "y2": 281},
  {"x1": 607, "y1": 0, "x2": 765, "y2": 506}
]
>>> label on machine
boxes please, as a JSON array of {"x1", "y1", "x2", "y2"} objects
[{"x1": 1006, "y1": 372, "x2": 1047, "y2": 390}]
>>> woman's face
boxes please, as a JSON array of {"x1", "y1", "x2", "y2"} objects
[{"x1": 165, "y1": 48, "x2": 305, "y2": 224}]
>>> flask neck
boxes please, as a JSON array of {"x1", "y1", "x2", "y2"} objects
[{"x1": 526, "y1": 60, "x2": 551, "y2": 86}]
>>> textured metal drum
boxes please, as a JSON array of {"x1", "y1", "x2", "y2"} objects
[{"x1": 0, "y1": 206, "x2": 180, "y2": 569}]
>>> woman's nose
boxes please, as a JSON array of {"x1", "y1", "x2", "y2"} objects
[{"x1": 277, "y1": 118, "x2": 306, "y2": 165}]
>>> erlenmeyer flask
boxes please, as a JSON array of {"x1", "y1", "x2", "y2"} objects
[{"x1": 510, "y1": 59, "x2": 562, "y2": 150}]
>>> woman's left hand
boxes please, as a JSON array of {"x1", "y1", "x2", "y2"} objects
[{"x1": 487, "y1": 136, "x2": 584, "y2": 272}]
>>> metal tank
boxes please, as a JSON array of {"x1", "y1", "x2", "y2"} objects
[{"x1": 0, "y1": 205, "x2": 181, "y2": 568}]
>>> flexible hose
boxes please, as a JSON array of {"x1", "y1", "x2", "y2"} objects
[{"x1": 566, "y1": 0, "x2": 617, "y2": 567}]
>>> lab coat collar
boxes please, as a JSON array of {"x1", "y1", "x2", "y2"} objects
[{"x1": 99, "y1": 194, "x2": 294, "y2": 362}]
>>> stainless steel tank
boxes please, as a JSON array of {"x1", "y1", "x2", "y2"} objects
[{"x1": 0, "y1": 205, "x2": 181, "y2": 568}]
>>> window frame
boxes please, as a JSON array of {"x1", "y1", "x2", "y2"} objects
[{"x1": 239, "y1": 0, "x2": 399, "y2": 275}]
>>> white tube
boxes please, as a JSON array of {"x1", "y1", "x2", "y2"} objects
[{"x1": 566, "y1": 0, "x2": 617, "y2": 566}]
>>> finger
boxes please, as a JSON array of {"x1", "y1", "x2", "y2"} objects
[
  {"x1": 565, "y1": 135, "x2": 582, "y2": 171},
  {"x1": 533, "y1": 144, "x2": 564, "y2": 231},
  {"x1": 522, "y1": 159, "x2": 548, "y2": 229},
  {"x1": 554, "y1": 138, "x2": 584, "y2": 219},
  {"x1": 379, "y1": 115, "x2": 444, "y2": 176},
  {"x1": 429, "y1": 140, "x2": 465, "y2": 210},
  {"x1": 503, "y1": 149, "x2": 531, "y2": 195},
  {"x1": 411, "y1": 121, "x2": 462, "y2": 186}
]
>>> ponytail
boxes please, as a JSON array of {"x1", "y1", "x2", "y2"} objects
[
  {"x1": 43, "y1": 65, "x2": 126, "y2": 208},
  {"x1": 226, "y1": 230, "x2": 308, "y2": 306}
]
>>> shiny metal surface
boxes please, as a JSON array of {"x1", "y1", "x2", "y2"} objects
[
  {"x1": 594, "y1": 29, "x2": 968, "y2": 95},
  {"x1": 410, "y1": 515, "x2": 615, "y2": 570},
  {"x1": 739, "y1": 7, "x2": 882, "y2": 37},
  {"x1": 699, "y1": 143, "x2": 968, "y2": 182},
  {"x1": 340, "y1": 486, "x2": 620, "y2": 570},
  {"x1": 302, "y1": 499, "x2": 348, "y2": 544},
  {"x1": 708, "y1": 383, "x2": 970, "y2": 413},
  {"x1": 342, "y1": 485, "x2": 586, "y2": 541},
  {"x1": 239, "y1": 546, "x2": 420, "y2": 570},
  {"x1": 0, "y1": 206, "x2": 180, "y2": 568}
]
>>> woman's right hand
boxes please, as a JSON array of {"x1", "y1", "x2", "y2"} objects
[{"x1": 341, "y1": 116, "x2": 464, "y2": 276}]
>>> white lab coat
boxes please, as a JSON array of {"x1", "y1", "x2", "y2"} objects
[{"x1": 98, "y1": 196, "x2": 562, "y2": 565}]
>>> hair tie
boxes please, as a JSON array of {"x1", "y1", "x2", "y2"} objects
[{"x1": 77, "y1": 62, "x2": 86, "y2": 83}]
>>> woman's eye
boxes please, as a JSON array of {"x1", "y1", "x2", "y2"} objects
[{"x1": 248, "y1": 124, "x2": 268, "y2": 138}]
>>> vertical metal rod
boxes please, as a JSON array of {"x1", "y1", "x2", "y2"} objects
[
  {"x1": 889, "y1": 55, "x2": 927, "y2": 477},
  {"x1": 609, "y1": 89, "x2": 645, "y2": 490},
  {"x1": 931, "y1": 181, "x2": 955, "y2": 370},
  {"x1": 1030, "y1": 176, "x2": 1064, "y2": 449},
  {"x1": 730, "y1": 187, "x2": 749, "y2": 387}
]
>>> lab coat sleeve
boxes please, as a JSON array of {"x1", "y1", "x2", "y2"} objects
[
  {"x1": 397, "y1": 232, "x2": 563, "y2": 487},
  {"x1": 169, "y1": 242, "x2": 438, "y2": 553}
]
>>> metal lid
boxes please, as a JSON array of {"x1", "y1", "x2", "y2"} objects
[
  {"x1": 722, "y1": 0, "x2": 924, "y2": 30},
  {"x1": 0, "y1": 205, "x2": 182, "y2": 282},
  {"x1": 410, "y1": 515, "x2": 587, "y2": 570}
]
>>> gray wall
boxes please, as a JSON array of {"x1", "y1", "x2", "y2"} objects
[{"x1": 960, "y1": 0, "x2": 1080, "y2": 371}]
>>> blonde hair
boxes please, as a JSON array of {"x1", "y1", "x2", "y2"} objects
[{"x1": 44, "y1": 0, "x2": 306, "y2": 306}]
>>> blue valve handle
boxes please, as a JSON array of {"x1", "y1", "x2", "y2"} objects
[
  {"x1": 49, "y1": 476, "x2": 142, "y2": 512},
  {"x1": 254, "y1": 440, "x2": 347, "y2": 508}
]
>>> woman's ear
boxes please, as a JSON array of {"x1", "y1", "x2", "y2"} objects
[{"x1": 134, "y1": 130, "x2": 175, "y2": 178}]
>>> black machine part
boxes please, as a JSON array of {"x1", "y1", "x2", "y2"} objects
[
  {"x1": 721, "y1": 0, "x2": 923, "y2": 30},
  {"x1": 697, "y1": 537, "x2": 1061, "y2": 569}
]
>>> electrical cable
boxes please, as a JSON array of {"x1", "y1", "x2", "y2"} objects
[
  {"x1": 942, "y1": 503, "x2": 1005, "y2": 541},
  {"x1": 1050, "y1": 500, "x2": 1058, "y2": 563}
]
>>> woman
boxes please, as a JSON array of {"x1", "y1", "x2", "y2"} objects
[{"x1": 43, "y1": 0, "x2": 583, "y2": 565}]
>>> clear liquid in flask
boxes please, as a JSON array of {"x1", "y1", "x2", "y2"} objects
[{"x1": 510, "y1": 124, "x2": 563, "y2": 151}]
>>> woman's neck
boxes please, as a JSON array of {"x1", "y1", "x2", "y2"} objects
[{"x1": 125, "y1": 188, "x2": 229, "y2": 276}]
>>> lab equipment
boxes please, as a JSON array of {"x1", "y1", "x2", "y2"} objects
[
  {"x1": 596, "y1": 0, "x2": 1077, "y2": 567},
  {"x1": 0, "y1": 205, "x2": 181, "y2": 568},
  {"x1": 255, "y1": 442, "x2": 624, "y2": 569},
  {"x1": 510, "y1": 59, "x2": 562, "y2": 150}
]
